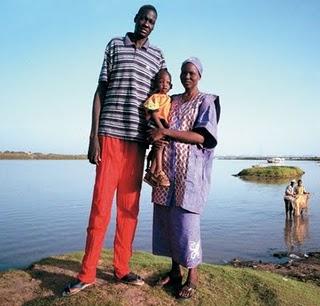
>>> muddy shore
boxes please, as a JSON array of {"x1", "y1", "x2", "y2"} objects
[{"x1": 230, "y1": 251, "x2": 320, "y2": 286}]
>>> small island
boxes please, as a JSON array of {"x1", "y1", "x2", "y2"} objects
[{"x1": 234, "y1": 166, "x2": 304, "y2": 179}]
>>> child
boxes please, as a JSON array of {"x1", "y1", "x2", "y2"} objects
[{"x1": 143, "y1": 70, "x2": 172, "y2": 187}]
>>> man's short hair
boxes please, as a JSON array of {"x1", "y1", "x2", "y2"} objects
[{"x1": 137, "y1": 4, "x2": 157, "y2": 17}]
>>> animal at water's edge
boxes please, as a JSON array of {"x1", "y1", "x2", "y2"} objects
[{"x1": 292, "y1": 194, "x2": 310, "y2": 216}]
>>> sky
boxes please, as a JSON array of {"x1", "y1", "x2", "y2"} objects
[{"x1": 1, "y1": 0, "x2": 319, "y2": 156}]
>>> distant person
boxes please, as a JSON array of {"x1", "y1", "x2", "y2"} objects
[
  {"x1": 284, "y1": 180, "x2": 296, "y2": 218},
  {"x1": 294, "y1": 179, "x2": 309, "y2": 195},
  {"x1": 63, "y1": 5, "x2": 166, "y2": 296},
  {"x1": 148, "y1": 57, "x2": 220, "y2": 299},
  {"x1": 143, "y1": 70, "x2": 172, "y2": 187}
]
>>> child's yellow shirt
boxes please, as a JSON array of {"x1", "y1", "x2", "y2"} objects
[{"x1": 144, "y1": 93, "x2": 171, "y2": 122}]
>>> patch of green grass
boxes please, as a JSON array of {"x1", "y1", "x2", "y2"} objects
[{"x1": 1, "y1": 250, "x2": 319, "y2": 306}]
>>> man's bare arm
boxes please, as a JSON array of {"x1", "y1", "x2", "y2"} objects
[{"x1": 88, "y1": 82, "x2": 107, "y2": 165}]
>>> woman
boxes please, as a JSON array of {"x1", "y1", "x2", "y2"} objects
[{"x1": 148, "y1": 57, "x2": 220, "y2": 299}]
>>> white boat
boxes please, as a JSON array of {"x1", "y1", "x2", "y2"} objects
[{"x1": 267, "y1": 157, "x2": 284, "y2": 164}]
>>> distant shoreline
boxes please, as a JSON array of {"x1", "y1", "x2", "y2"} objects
[
  {"x1": 0, "y1": 151, "x2": 319, "y2": 161},
  {"x1": 216, "y1": 156, "x2": 320, "y2": 161},
  {"x1": 0, "y1": 151, "x2": 86, "y2": 160}
]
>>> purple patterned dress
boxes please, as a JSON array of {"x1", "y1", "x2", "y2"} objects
[{"x1": 152, "y1": 92, "x2": 220, "y2": 268}]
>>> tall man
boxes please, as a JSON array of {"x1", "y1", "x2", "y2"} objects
[{"x1": 63, "y1": 5, "x2": 166, "y2": 296}]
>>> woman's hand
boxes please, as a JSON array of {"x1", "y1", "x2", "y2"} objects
[
  {"x1": 88, "y1": 136, "x2": 101, "y2": 165},
  {"x1": 147, "y1": 128, "x2": 167, "y2": 143}
]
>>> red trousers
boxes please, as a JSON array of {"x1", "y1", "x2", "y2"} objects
[{"x1": 78, "y1": 136, "x2": 146, "y2": 282}]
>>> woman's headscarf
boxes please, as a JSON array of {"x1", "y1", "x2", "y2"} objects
[{"x1": 181, "y1": 57, "x2": 203, "y2": 77}]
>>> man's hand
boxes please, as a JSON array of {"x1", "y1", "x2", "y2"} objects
[{"x1": 88, "y1": 136, "x2": 101, "y2": 165}]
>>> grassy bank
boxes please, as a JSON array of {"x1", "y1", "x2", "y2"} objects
[
  {"x1": 235, "y1": 166, "x2": 304, "y2": 179},
  {"x1": 1, "y1": 250, "x2": 319, "y2": 306}
]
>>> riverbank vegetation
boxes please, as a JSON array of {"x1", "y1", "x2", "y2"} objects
[
  {"x1": 1, "y1": 250, "x2": 320, "y2": 306},
  {"x1": 235, "y1": 166, "x2": 304, "y2": 179}
]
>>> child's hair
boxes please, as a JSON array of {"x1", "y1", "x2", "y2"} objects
[{"x1": 154, "y1": 69, "x2": 172, "y2": 91}]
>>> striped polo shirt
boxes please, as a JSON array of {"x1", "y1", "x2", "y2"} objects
[{"x1": 98, "y1": 33, "x2": 166, "y2": 143}]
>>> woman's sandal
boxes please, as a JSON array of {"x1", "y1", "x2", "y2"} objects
[
  {"x1": 62, "y1": 279, "x2": 94, "y2": 297},
  {"x1": 177, "y1": 282, "x2": 197, "y2": 299},
  {"x1": 156, "y1": 272, "x2": 182, "y2": 287}
]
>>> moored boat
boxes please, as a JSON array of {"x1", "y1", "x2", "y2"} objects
[{"x1": 267, "y1": 157, "x2": 284, "y2": 164}]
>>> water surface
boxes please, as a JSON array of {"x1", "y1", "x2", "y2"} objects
[{"x1": 0, "y1": 160, "x2": 319, "y2": 271}]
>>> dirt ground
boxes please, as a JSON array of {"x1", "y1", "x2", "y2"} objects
[{"x1": 230, "y1": 251, "x2": 320, "y2": 286}]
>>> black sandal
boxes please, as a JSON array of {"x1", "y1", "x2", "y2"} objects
[
  {"x1": 177, "y1": 282, "x2": 197, "y2": 299},
  {"x1": 62, "y1": 279, "x2": 94, "y2": 297},
  {"x1": 156, "y1": 272, "x2": 182, "y2": 287},
  {"x1": 116, "y1": 272, "x2": 145, "y2": 286}
]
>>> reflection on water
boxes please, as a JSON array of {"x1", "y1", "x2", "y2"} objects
[
  {"x1": 238, "y1": 176, "x2": 302, "y2": 185},
  {"x1": 284, "y1": 216, "x2": 310, "y2": 253}
]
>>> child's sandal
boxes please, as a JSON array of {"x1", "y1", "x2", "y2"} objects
[
  {"x1": 143, "y1": 170, "x2": 158, "y2": 187},
  {"x1": 155, "y1": 171, "x2": 170, "y2": 187}
]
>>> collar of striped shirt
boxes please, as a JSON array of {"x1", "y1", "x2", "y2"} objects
[{"x1": 124, "y1": 32, "x2": 150, "y2": 50}]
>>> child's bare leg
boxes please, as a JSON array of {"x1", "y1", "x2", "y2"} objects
[
  {"x1": 149, "y1": 157, "x2": 157, "y2": 174},
  {"x1": 154, "y1": 145, "x2": 170, "y2": 187},
  {"x1": 155, "y1": 145, "x2": 165, "y2": 174}
]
